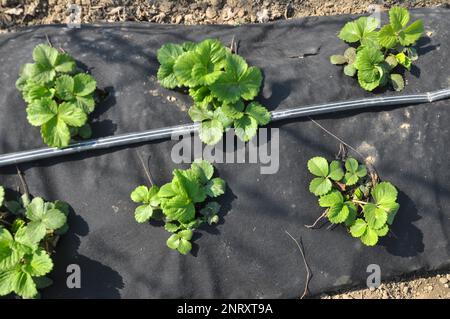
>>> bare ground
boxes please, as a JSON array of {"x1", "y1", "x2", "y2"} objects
[
  {"x1": 1, "y1": 0, "x2": 450, "y2": 31},
  {"x1": 0, "y1": 0, "x2": 449, "y2": 299}
]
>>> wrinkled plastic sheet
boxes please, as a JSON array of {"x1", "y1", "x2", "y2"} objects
[{"x1": 0, "y1": 8, "x2": 449, "y2": 298}]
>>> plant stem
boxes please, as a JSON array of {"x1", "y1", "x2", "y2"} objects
[
  {"x1": 16, "y1": 165, "x2": 30, "y2": 202},
  {"x1": 352, "y1": 199, "x2": 368, "y2": 205},
  {"x1": 304, "y1": 210, "x2": 327, "y2": 229}
]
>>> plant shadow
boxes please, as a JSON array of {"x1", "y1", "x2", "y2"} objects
[
  {"x1": 42, "y1": 205, "x2": 125, "y2": 298},
  {"x1": 0, "y1": 189, "x2": 125, "y2": 299},
  {"x1": 378, "y1": 190, "x2": 424, "y2": 257}
]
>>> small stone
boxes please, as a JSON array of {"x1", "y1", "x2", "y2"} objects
[
  {"x1": 237, "y1": 8, "x2": 245, "y2": 18},
  {"x1": 403, "y1": 287, "x2": 409, "y2": 294},
  {"x1": 174, "y1": 15, "x2": 183, "y2": 24},
  {"x1": 256, "y1": 9, "x2": 269, "y2": 23},
  {"x1": 446, "y1": 274, "x2": 450, "y2": 281},
  {"x1": 166, "y1": 96, "x2": 177, "y2": 102},
  {"x1": 382, "y1": 292, "x2": 389, "y2": 299},
  {"x1": 205, "y1": 7, "x2": 217, "y2": 19},
  {"x1": 369, "y1": 286, "x2": 376, "y2": 292},
  {"x1": 444, "y1": 283, "x2": 449, "y2": 289},
  {"x1": 439, "y1": 277, "x2": 448, "y2": 284},
  {"x1": 426, "y1": 285, "x2": 433, "y2": 292}
]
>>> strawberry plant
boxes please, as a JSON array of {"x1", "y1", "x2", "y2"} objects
[
  {"x1": 156, "y1": 39, "x2": 271, "y2": 145},
  {"x1": 330, "y1": 6, "x2": 424, "y2": 92},
  {"x1": 16, "y1": 44, "x2": 98, "y2": 148},
  {"x1": 306, "y1": 156, "x2": 400, "y2": 246},
  {"x1": 131, "y1": 159, "x2": 226, "y2": 255},
  {"x1": 0, "y1": 186, "x2": 69, "y2": 298}
]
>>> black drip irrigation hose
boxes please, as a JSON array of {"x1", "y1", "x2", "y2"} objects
[{"x1": 0, "y1": 88, "x2": 449, "y2": 168}]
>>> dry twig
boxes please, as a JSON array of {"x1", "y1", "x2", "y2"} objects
[
  {"x1": 136, "y1": 150, "x2": 154, "y2": 186},
  {"x1": 16, "y1": 165, "x2": 30, "y2": 200},
  {"x1": 304, "y1": 210, "x2": 327, "y2": 229},
  {"x1": 285, "y1": 230, "x2": 311, "y2": 299}
]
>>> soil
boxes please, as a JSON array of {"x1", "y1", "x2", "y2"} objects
[
  {"x1": 0, "y1": 0, "x2": 449, "y2": 299},
  {"x1": 318, "y1": 270, "x2": 450, "y2": 299},
  {"x1": 1, "y1": 0, "x2": 449, "y2": 31}
]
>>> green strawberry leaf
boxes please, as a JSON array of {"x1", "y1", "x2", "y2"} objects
[
  {"x1": 199, "y1": 119, "x2": 224, "y2": 145},
  {"x1": 173, "y1": 50, "x2": 200, "y2": 87},
  {"x1": 379, "y1": 7, "x2": 423, "y2": 48},
  {"x1": 166, "y1": 232, "x2": 193, "y2": 255},
  {"x1": 191, "y1": 39, "x2": 227, "y2": 86},
  {"x1": 40, "y1": 116, "x2": 70, "y2": 148},
  {"x1": 210, "y1": 54, "x2": 262, "y2": 103},
  {"x1": 360, "y1": 226, "x2": 379, "y2": 246},
  {"x1": 338, "y1": 17, "x2": 379, "y2": 45},
  {"x1": 188, "y1": 103, "x2": 214, "y2": 122},
  {"x1": 58, "y1": 102, "x2": 87, "y2": 127},
  {"x1": 389, "y1": 6, "x2": 410, "y2": 32},
  {"x1": 319, "y1": 190, "x2": 343, "y2": 207},
  {"x1": 391, "y1": 73, "x2": 405, "y2": 91},
  {"x1": 0, "y1": 269, "x2": 19, "y2": 296},
  {"x1": 190, "y1": 159, "x2": 214, "y2": 184},
  {"x1": 307, "y1": 157, "x2": 329, "y2": 177},
  {"x1": 354, "y1": 47, "x2": 385, "y2": 91},
  {"x1": 177, "y1": 238, "x2": 192, "y2": 255},
  {"x1": 134, "y1": 204, "x2": 153, "y2": 223},
  {"x1": 174, "y1": 170, "x2": 206, "y2": 203},
  {"x1": 327, "y1": 203, "x2": 348, "y2": 224},
  {"x1": 157, "y1": 43, "x2": 185, "y2": 89},
  {"x1": 399, "y1": 19, "x2": 424, "y2": 46},
  {"x1": 13, "y1": 270, "x2": 38, "y2": 299},
  {"x1": 164, "y1": 222, "x2": 181, "y2": 233},
  {"x1": 131, "y1": 186, "x2": 150, "y2": 203},
  {"x1": 29, "y1": 44, "x2": 75, "y2": 83},
  {"x1": 344, "y1": 47, "x2": 357, "y2": 64},
  {"x1": 22, "y1": 82, "x2": 55, "y2": 104},
  {"x1": 328, "y1": 160, "x2": 344, "y2": 181},
  {"x1": 55, "y1": 74, "x2": 75, "y2": 100},
  {"x1": 73, "y1": 73, "x2": 96, "y2": 97},
  {"x1": 23, "y1": 249, "x2": 53, "y2": 277},
  {"x1": 343, "y1": 158, "x2": 367, "y2": 186},
  {"x1": 234, "y1": 114, "x2": 258, "y2": 142},
  {"x1": 26, "y1": 98, "x2": 58, "y2": 126},
  {"x1": 161, "y1": 195, "x2": 195, "y2": 224},
  {"x1": 245, "y1": 101, "x2": 271, "y2": 125},
  {"x1": 205, "y1": 178, "x2": 226, "y2": 198},
  {"x1": 222, "y1": 100, "x2": 245, "y2": 119},
  {"x1": 375, "y1": 224, "x2": 389, "y2": 237},
  {"x1": 372, "y1": 182, "x2": 398, "y2": 207},
  {"x1": 343, "y1": 64, "x2": 357, "y2": 77},
  {"x1": 363, "y1": 203, "x2": 388, "y2": 230},
  {"x1": 395, "y1": 52, "x2": 412, "y2": 70},
  {"x1": 25, "y1": 197, "x2": 67, "y2": 231},
  {"x1": 330, "y1": 55, "x2": 348, "y2": 65},
  {"x1": 350, "y1": 218, "x2": 367, "y2": 237},
  {"x1": 309, "y1": 177, "x2": 332, "y2": 196}
]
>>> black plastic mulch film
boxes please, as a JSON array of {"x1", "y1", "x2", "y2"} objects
[{"x1": 0, "y1": 8, "x2": 449, "y2": 298}]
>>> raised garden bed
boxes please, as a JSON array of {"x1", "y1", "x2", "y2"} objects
[{"x1": 0, "y1": 8, "x2": 449, "y2": 298}]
